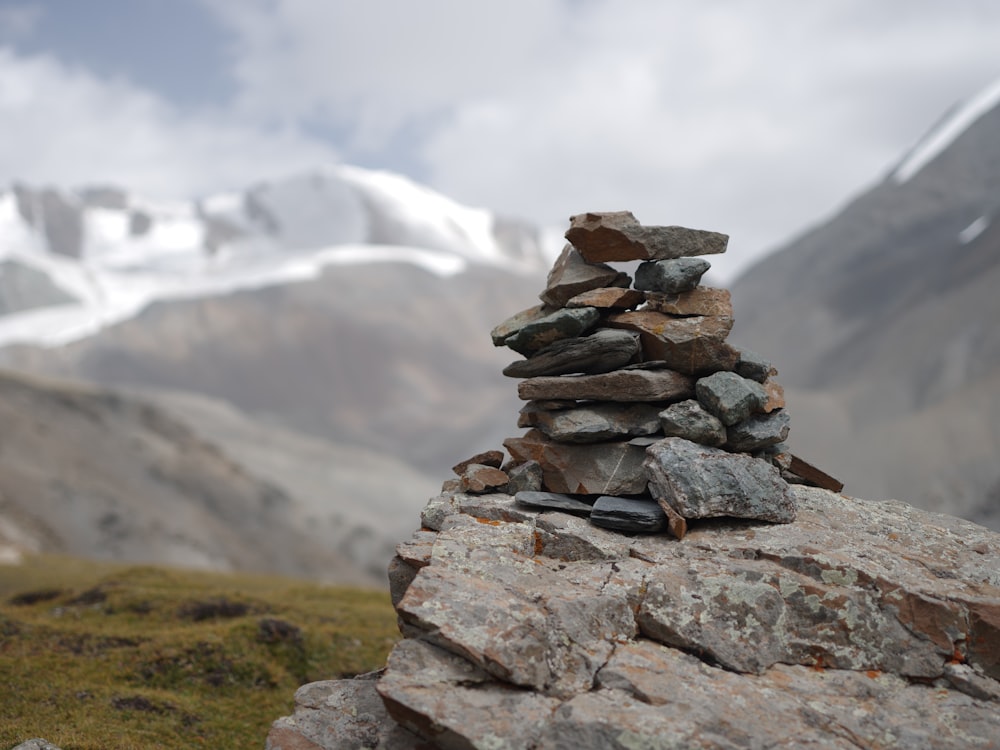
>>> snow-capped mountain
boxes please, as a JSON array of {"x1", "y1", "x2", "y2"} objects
[
  {"x1": 0, "y1": 164, "x2": 555, "y2": 346},
  {"x1": 731, "y1": 75, "x2": 1000, "y2": 528}
]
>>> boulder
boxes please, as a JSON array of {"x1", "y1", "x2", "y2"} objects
[
  {"x1": 725, "y1": 409, "x2": 791, "y2": 452},
  {"x1": 518, "y1": 368, "x2": 693, "y2": 403},
  {"x1": 645, "y1": 437, "x2": 795, "y2": 523},
  {"x1": 518, "y1": 401, "x2": 663, "y2": 443},
  {"x1": 504, "y1": 430, "x2": 650, "y2": 495},
  {"x1": 735, "y1": 348, "x2": 777, "y2": 382},
  {"x1": 501, "y1": 306, "x2": 600, "y2": 356},
  {"x1": 539, "y1": 244, "x2": 630, "y2": 307},
  {"x1": 565, "y1": 211, "x2": 729, "y2": 262},
  {"x1": 271, "y1": 486, "x2": 1000, "y2": 748},
  {"x1": 503, "y1": 328, "x2": 640, "y2": 378},
  {"x1": 633, "y1": 258, "x2": 711, "y2": 294}
]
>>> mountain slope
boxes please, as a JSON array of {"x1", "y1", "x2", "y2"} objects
[{"x1": 731, "y1": 77, "x2": 1000, "y2": 527}]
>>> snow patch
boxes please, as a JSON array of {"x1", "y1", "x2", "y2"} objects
[
  {"x1": 892, "y1": 77, "x2": 1000, "y2": 184},
  {"x1": 958, "y1": 215, "x2": 990, "y2": 244}
]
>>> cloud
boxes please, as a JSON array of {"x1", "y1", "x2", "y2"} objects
[
  {"x1": 0, "y1": 2, "x2": 43, "y2": 41},
  {"x1": 204, "y1": 0, "x2": 1000, "y2": 278},
  {"x1": 0, "y1": 46, "x2": 337, "y2": 198}
]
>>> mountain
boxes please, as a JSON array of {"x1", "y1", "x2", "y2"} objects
[
  {"x1": 0, "y1": 165, "x2": 554, "y2": 578},
  {"x1": 731, "y1": 76, "x2": 1000, "y2": 528}
]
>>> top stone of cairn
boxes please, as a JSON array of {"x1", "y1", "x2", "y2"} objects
[{"x1": 566, "y1": 210, "x2": 729, "y2": 263}]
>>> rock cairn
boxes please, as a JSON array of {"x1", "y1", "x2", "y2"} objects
[{"x1": 459, "y1": 210, "x2": 841, "y2": 539}]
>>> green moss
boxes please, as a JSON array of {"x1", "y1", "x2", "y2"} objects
[{"x1": 0, "y1": 554, "x2": 399, "y2": 749}]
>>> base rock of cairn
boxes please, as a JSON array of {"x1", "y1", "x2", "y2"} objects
[{"x1": 267, "y1": 212, "x2": 1000, "y2": 749}]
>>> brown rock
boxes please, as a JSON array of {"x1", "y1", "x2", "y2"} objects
[
  {"x1": 606, "y1": 310, "x2": 738, "y2": 375},
  {"x1": 518, "y1": 368, "x2": 694, "y2": 403},
  {"x1": 566, "y1": 211, "x2": 729, "y2": 263},
  {"x1": 452, "y1": 449, "x2": 505, "y2": 475},
  {"x1": 504, "y1": 430, "x2": 650, "y2": 495},
  {"x1": 762, "y1": 379, "x2": 785, "y2": 412},
  {"x1": 565, "y1": 286, "x2": 645, "y2": 309},
  {"x1": 643, "y1": 286, "x2": 733, "y2": 318},
  {"x1": 539, "y1": 244, "x2": 630, "y2": 307},
  {"x1": 459, "y1": 464, "x2": 509, "y2": 494}
]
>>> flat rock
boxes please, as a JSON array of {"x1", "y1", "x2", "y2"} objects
[
  {"x1": 645, "y1": 437, "x2": 795, "y2": 523},
  {"x1": 634, "y1": 258, "x2": 711, "y2": 294},
  {"x1": 726, "y1": 409, "x2": 791, "y2": 452},
  {"x1": 643, "y1": 286, "x2": 733, "y2": 317},
  {"x1": 566, "y1": 211, "x2": 729, "y2": 262},
  {"x1": 489, "y1": 303, "x2": 553, "y2": 346},
  {"x1": 518, "y1": 401, "x2": 663, "y2": 443},
  {"x1": 695, "y1": 370, "x2": 768, "y2": 425},
  {"x1": 564, "y1": 286, "x2": 645, "y2": 309},
  {"x1": 502, "y1": 306, "x2": 600, "y2": 356},
  {"x1": 504, "y1": 430, "x2": 650, "y2": 495},
  {"x1": 658, "y1": 398, "x2": 727, "y2": 446},
  {"x1": 518, "y1": 368, "x2": 693, "y2": 402},
  {"x1": 503, "y1": 328, "x2": 640, "y2": 378},
  {"x1": 539, "y1": 244, "x2": 630, "y2": 307},
  {"x1": 590, "y1": 495, "x2": 668, "y2": 533},
  {"x1": 459, "y1": 464, "x2": 509, "y2": 494},
  {"x1": 514, "y1": 490, "x2": 594, "y2": 516},
  {"x1": 452, "y1": 449, "x2": 505, "y2": 474},
  {"x1": 606, "y1": 310, "x2": 739, "y2": 375}
]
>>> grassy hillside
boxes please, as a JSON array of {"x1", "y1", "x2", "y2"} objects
[{"x1": 0, "y1": 554, "x2": 399, "y2": 749}]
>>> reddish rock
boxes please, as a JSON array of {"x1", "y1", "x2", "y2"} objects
[
  {"x1": 566, "y1": 211, "x2": 729, "y2": 263},
  {"x1": 518, "y1": 368, "x2": 693, "y2": 403},
  {"x1": 452, "y1": 449, "x2": 505, "y2": 475},
  {"x1": 565, "y1": 286, "x2": 645, "y2": 309},
  {"x1": 762, "y1": 379, "x2": 785, "y2": 412},
  {"x1": 606, "y1": 310, "x2": 738, "y2": 375},
  {"x1": 644, "y1": 286, "x2": 733, "y2": 318},
  {"x1": 539, "y1": 244, "x2": 630, "y2": 307},
  {"x1": 504, "y1": 430, "x2": 649, "y2": 495},
  {"x1": 459, "y1": 464, "x2": 509, "y2": 494}
]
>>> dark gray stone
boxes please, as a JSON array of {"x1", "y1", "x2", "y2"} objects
[
  {"x1": 590, "y1": 496, "x2": 668, "y2": 533},
  {"x1": 634, "y1": 258, "x2": 711, "y2": 294},
  {"x1": 503, "y1": 306, "x2": 601, "y2": 356},
  {"x1": 506, "y1": 460, "x2": 544, "y2": 494},
  {"x1": 645, "y1": 437, "x2": 795, "y2": 523},
  {"x1": 658, "y1": 399, "x2": 727, "y2": 447},
  {"x1": 735, "y1": 348, "x2": 777, "y2": 382},
  {"x1": 514, "y1": 490, "x2": 594, "y2": 517},
  {"x1": 519, "y1": 401, "x2": 663, "y2": 443},
  {"x1": 518, "y1": 368, "x2": 694, "y2": 403},
  {"x1": 726, "y1": 410, "x2": 791, "y2": 452},
  {"x1": 695, "y1": 370, "x2": 768, "y2": 426},
  {"x1": 539, "y1": 244, "x2": 631, "y2": 307},
  {"x1": 490, "y1": 303, "x2": 553, "y2": 346},
  {"x1": 503, "y1": 329, "x2": 640, "y2": 378}
]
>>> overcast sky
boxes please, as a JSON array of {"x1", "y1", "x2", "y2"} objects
[{"x1": 1, "y1": 0, "x2": 998, "y2": 280}]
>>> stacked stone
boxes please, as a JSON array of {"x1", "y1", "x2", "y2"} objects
[{"x1": 472, "y1": 210, "x2": 840, "y2": 538}]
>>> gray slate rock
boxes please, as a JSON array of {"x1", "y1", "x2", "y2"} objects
[
  {"x1": 726, "y1": 409, "x2": 791, "y2": 452},
  {"x1": 502, "y1": 306, "x2": 600, "y2": 356},
  {"x1": 519, "y1": 401, "x2": 663, "y2": 443},
  {"x1": 514, "y1": 490, "x2": 594, "y2": 516},
  {"x1": 503, "y1": 328, "x2": 640, "y2": 378},
  {"x1": 539, "y1": 244, "x2": 631, "y2": 307},
  {"x1": 695, "y1": 370, "x2": 768, "y2": 426},
  {"x1": 658, "y1": 399, "x2": 727, "y2": 446},
  {"x1": 590, "y1": 495, "x2": 668, "y2": 533},
  {"x1": 645, "y1": 437, "x2": 795, "y2": 523},
  {"x1": 489, "y1": 303, "x2": 553, "y2": 346},
  {"x1": 735, "y1": 348, "x2": 777, "y2": 382},
  {"x1": 634, "y1": 258, "x2": 711, "y2": 294},
  {"x1": 518, "y1": 368, "x2": 693, "y2": 403}
]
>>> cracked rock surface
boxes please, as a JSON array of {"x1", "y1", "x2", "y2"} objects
[{"x1": 268, "y1": 485, "x2": 1000, "y2": 749}]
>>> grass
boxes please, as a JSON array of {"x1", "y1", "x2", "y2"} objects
[{"x1": 0, "y1": 554, "x2": 399, "y2": 749}]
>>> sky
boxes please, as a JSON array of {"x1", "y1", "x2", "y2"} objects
[{"x1": 1, "y1": 1, "x2": 999, "y2": 281}]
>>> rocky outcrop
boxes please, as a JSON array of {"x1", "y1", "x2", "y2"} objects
[
  {"x1": 267, "y1": 212, "x2": 999, "y2": 747},
  {"x1": 268, "y1": 485, "x2": 1000, "y2": 749}
]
